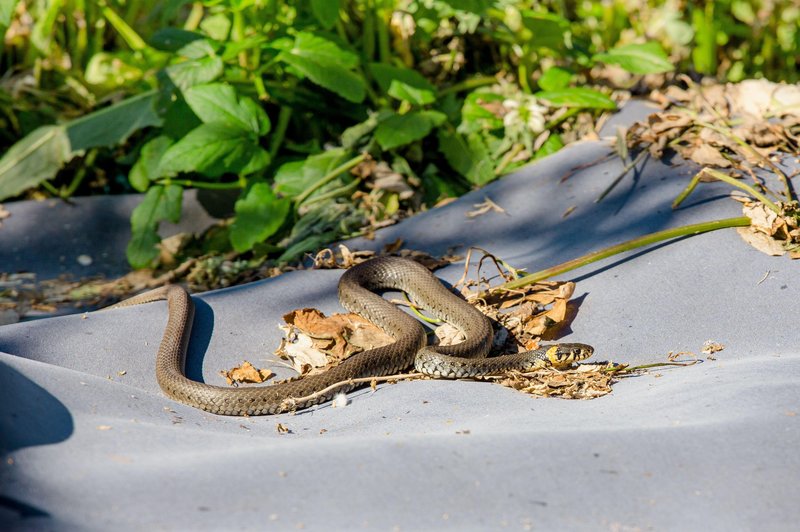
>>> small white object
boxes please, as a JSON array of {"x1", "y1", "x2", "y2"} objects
[
  {"x1": 332, "y1": 392, "x2": 349, "y2": 409},
  {"x1": 77, "y1": 254, "x2": 93, "y2": 266}
]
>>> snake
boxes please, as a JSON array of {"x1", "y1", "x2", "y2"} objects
[{"x1": 110, "y1": 256, "x2": 593, "y2": 416}]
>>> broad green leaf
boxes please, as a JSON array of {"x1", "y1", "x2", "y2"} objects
[
  {"x1": 368, "y1": 63, "x2": 436, "y2": 94},
  {"x1": 127, "y1": 185, "x2": 183, "y2": 269},
  {"x1": 273, "y1": 160, "x2": 307, "y2": 197},
  {"x1": 388, "y1": 80, "x2": 436, "y2": 106},
  {"x1": 230, "y1": 183, "x2": 291, "y2": 252},
  {"x1": 0, "y1": 91, "x2": 162, "y2": 200},
  {"x1": 129, "y1": 136, "x2": 172, "y2": 192},
  {"x1": 286, "y1": 32, "x2": 358, "y2": 68},
  {"x1": 341, "y1": 112, "x2": 382, "y2": 149},
  {"x1": 159, "y1": 123, "x2": 270, "y2": 178},
  {"x1": 521, "y1": 12, "x2": 568, "y2": 50},
  {"x1": 438, "y1": 130, "x2": 494, "y2": 186},
  {"x1": 150, "y1": 28, "x2": 205, "y2": 52},
  {"x1": 199, "y1": 13, "x2": 231, "y2": 41},
  {"x1": 375, "y1": 111, "x2": 446, "y2": 151},
  {"x1": 538, "y1": 67, "x2": 573, "y2": 91},
  {"x1": 184, "y1": 83, "x2": 270, "y2": 135},
  {"x1": 593, "y1": 42, "x2": 674, "y2": 74},
  {"x1": 0, "y1": 0, "x2": 19, "y2": 30},
  {"x1": 0, "y1": 125, "x2": 73, "y2": 201},
  {"x1": 166, "y1": 56, "x2": 224, "y2": 90},
  {"x1": 311, "y1": 0, "x2": 340, "y2": 29},
  {"x1": 534, "y1": 133, "x2": 564, "y2": 159},
  {"x1": 535, "y1": 88, "x2": 616, "y2": 110},
  {"x1": 278, "y1": 33, "x2": 365, "y2": 103},
  {"x1": 459, "y1": 91, "x2": 505, "y2": 134},
  {"x1": 67, "y1": 90, "x2": 163, "y2": 151},
  {"x1": 274, "y1": 148, "x2": 350, "y2": 198}
]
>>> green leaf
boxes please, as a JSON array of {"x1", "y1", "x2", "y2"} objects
[
  {"x1": 0, "y1": 90, "x2": 163, "y2": 200},
  {"x1": 165, "y1": 56, "x2": 224, "y2": 91},
  {"x1": 229, "y1": 183, "x2": 291, "y2": 252},
  {"x1": 438, "y1": 130, "x2": 494, "y2": 186},
  {"x1": 459, "y1": 91, "x2": 505, "y2": 134},
  {"x1": 277, "y1": 32, "x2": 365, "y2": 103},
  {"x1": 521, "y1": 12, "x2": 569, "y2": 50},
  {"x1": 538, "y1": 67, "x2": 573, "y2": 91},
  {"x1": 388, "y1": 80, "x2": 436, "y2": 106},
  {"x1": 184, "y1": 83, "x2": 270, "y2": 135},
  {"x1": 159, "y1": 123, "x2": 270, "y2": 178},
  {"x1": 127, "y1": 185, "x2": 183, "y2": 269},
  {"x1": 535, "y1": 88, "x2": 616, "y2": 110},
  {"x1": 129, "y1": 136, "x2": 173, "y2": 192},
  {"x1": 150, "y1": 28, "x2": 205, "y2": 52},
  {"x1": 368, "y1": 63, "x2": 436, "y2": 94},
  {"x1": 341, "y1": 112, "x2": 382, "y2": 149},
  {"x1": 0, "y1": 0, "x2": 18, "y2": 30},
  {"x1": 67, "y1": 91, "x2": 163, "y2": 151},
  {"x1": 375, "y1": 111, "x2": 446, "y2": 151},
  {"x1": 311, "y1": 0, "x2": 340, "y2": 29},
  {"x1": 0, "y1": 125, "x2": 73, "y2": 201},
  {"x1": 274, "y1": 148, "x2": 350, "y2": 198},
  {"x1": 593, "y1": 42, "x2": 675, "y2": 74},
  {"x1": 534, "y1": 133, "x2": 564, "y2": 159}
]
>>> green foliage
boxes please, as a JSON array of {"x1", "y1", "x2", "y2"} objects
[{"x1": 2, "y1": 0, "x2": 795, "y2": 270}]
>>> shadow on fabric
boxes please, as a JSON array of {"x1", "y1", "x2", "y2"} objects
[{"x1": 0, "y1": 359, "x2": 73, "y2": 522}]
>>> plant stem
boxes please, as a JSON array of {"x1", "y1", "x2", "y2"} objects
[
  {"x1": 155, "y1": 179, "x2": 243, "y2": 190},
  {"x1": 438, "y1": 76, "x2": 498, "y2": 97},
  {"x1": 98, "y1": 0, "x2": 148, "y2": 51},
  {"x1": 673, "y1": 168, "x2": 782, "y2": 214},
  {"x1": 483, "y1": 216, "x2": 751, "y2": 296},
  {"x1": 184, "y1": 2, "x2": 204, "y2": 31},
  {"x1": 295, "y1": 153, "x2": 367, "y2": 205},
  {"x1": 268, "y1": 106, "x2": 292, "y2": 159}
]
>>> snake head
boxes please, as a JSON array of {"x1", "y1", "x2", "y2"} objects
[{"x1": 545, "y1": 343, "x2": 594, "y2": 368}]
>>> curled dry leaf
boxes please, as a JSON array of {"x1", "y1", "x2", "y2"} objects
[
  {"x1": 276, "y1": 308, "x2": 394, "y2": 376},
  {"x1": 735, "y1": 199, "x2": 800, "y2": 258},
  {"x1": 219, "y1": 361, "x2": 274, "y2": 386}
]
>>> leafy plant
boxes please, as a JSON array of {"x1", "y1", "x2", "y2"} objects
[{"x1": 1, "y1": 1, "x2": 687, "y2": 270}]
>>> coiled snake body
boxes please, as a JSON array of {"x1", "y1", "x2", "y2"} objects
[{"x1": 111, "y1": 257, "x2": 593, "y2": 415}]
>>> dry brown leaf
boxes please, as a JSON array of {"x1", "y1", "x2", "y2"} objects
[
  {"x1": 275, "y1": 423, "x2": 291, "y2": 434},
  {"x1": 219, "y1": 361, "x2": 274, "y2": 386},
  {"x1": 736, "y1": 199, "x2": 800, "y2": 258},
  {"x1": 701, "y1": 341, "x2": 725, "y2": 355},
  {"x1": 688, "y1": 144, "x2": 731, "y2": 168}
]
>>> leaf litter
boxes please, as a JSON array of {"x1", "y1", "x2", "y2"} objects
[{"x1": 262, "y1": 247, "x2": 696, "y2": 406}]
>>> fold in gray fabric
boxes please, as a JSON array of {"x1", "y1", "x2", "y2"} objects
[{"x1": 1, "y1": 102, "x2": 798, "y2": 530}]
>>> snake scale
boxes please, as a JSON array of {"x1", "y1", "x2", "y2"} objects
[{"x1": 111, "y1": 256, "x2": 593, "y2": 415}]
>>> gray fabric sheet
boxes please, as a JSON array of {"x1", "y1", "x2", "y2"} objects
[{"x1": 1, "y1": 101, "x2": 799, "y2": 530}]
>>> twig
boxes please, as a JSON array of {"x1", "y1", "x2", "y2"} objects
[{"x1": 279, "y1": 372, "x2": 424, "y2": 410}]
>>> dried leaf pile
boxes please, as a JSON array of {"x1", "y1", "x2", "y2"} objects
[
  {"x1": 734, "y1": 196, "x2": 800, "y2": 258},
  {"x1": 269, "y1": 249, "x2": 623, "y2": 401},
  {"x1": 630, "y1": 79, "x2": 800, "y2": 165}
]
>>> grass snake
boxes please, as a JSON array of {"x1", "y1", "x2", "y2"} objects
[{"x1": 111, "y1": 256, "x2": 593, "y2": 415}]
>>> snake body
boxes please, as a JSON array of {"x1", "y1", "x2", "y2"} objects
[{"x1": 112, "y1": 256, "x2": 592, "y2": 415}]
